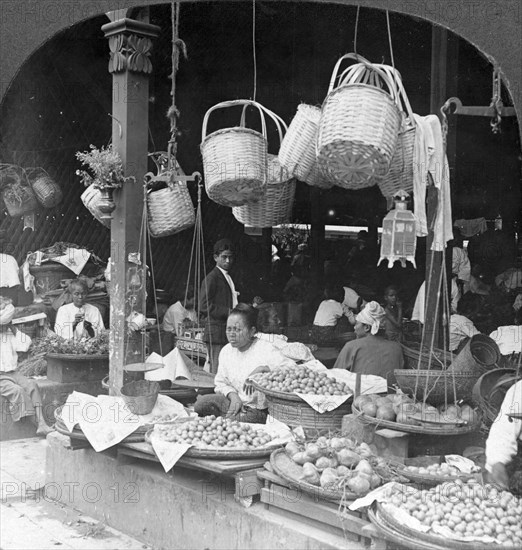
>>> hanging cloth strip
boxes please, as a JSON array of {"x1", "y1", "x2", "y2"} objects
[{"x1": 453, "y1": 217, "x2": 488, "y2": 238}]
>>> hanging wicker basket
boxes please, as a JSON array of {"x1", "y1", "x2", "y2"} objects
[
  {"x1": 27, "y1": 167, "x2": 63, "y2": 208},
  {"x1": 232, "y1": 155, "x2": 296, "y2": 228},
  {"x1": 317, "y1": 53, "x2": 401, "y2": 190},
  {"x1": 200, "y1": 99, "x2": 286, "y2": 207},
  {"x1": 373, "y1": 65, "x2": 416, "y2": 198},
  {"x1": 0, "y1": 164, "x2": 38, "y2": 216},
  {"x1": 147, "y1": 181, "x2": 195, "y2": 238},
  {"x1": 81, "y1": 185, "x2": 110, "y2": 228},
  {"x1": 279, "y1": 104, "x2": 332, "y2": 189}
]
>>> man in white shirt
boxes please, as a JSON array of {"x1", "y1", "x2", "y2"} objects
[
  {"x1": 485, "y1": 380, "x2": 522, "y2": 492},
  {"x1": 163, "y1": 293, "x2": 198, "y2": 336},
  {"x1": 0, "y1": 233, "x2": 21, "y2": 305},
  {"x1": 0, "y1": 297, "x2": 53, "y2": 435}
]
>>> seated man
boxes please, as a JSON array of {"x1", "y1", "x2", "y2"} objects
[
  {"x1": 333, "y1": 301, "x2": 404, "y2": 387},
  {"x1": 0, "y1": 296, "x2": 53, "y2": 436},
  {"x1": 449, "y1": 293, "x2": 481, "y2": 352},
  {"x1": 54, "y1": 279, "x2": 104, "y2": 340},
  {"x1": 162, "y1": 289, "x2": 198, "y2": 337}
]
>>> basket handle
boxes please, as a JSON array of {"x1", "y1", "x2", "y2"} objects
[
  {"x1": 239, "y1": 103, "x2": 288, "y2": 149},
  {"x1": 327, "y1": 52, "x2": 372, "y2": 94},
  {"x1": 373, "y1": 64, "x2": 416, "y2": 127},
  {"x1": 201, "y1": 99, "x2": 267, "y2": 142}
]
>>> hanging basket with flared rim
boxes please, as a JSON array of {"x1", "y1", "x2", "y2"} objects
[
  {"x1": 80, "y1": 185, "x2": 110, "y2": 228},
  {"x1": 145, "y1": 162, "x2": 196, "y2": 238},
  {"x1": 0, "y1": 164, "x2": 38, "y2": 217},
  {"x1": 232, "y1": 154, "x2": 296, "y2": 228},
  {"x1": 370, "y1": 65, "x2": 416, "y2": 197},
  {"x1": 26, "y1": 167, "x2": 63, "y2": 208},
  {"x1": 278, "y1": 104, "x2": 333, "y2": 189},
  {"x1": 200, "y1": 99, "x2": 286, "y2": 207},
  {"x1": 317, "y1": 53, "x2": 402, "y2": 190}
]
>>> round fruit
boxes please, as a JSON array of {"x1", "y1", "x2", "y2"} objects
[
  {"x1": 361, "y1": 402, "x2": 377, "y2": 417},
  {"x1": 376, "y1": 405, "x2": 396, "y2": 421}
]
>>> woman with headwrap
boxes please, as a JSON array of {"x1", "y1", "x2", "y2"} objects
[
  {"x1": 332, "y1": 301, "x2": 404, "y2": 387},
  {"x1": 0, "y1": 296, "x2": 53, "y2": 436}
]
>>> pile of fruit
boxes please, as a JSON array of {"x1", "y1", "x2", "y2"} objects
[
  {"x1": 148, "y1": 412, "x2": 182, "y2": 424},
  {"x1": 387, "y1": 479, "x2": 522, "y2": 546},
  {"x1": 154, "y1": 415, "x2": 274, "y2": 449},
  {"x1": 354, "y1": 393, "x2": 478, "y2": 425},
  {"x1": 285, "y1": 436, "x2": 387, "y2": 495},
  {"x1": 254, "y1": 367, "x2": 351, "y2": 395},
  {"x1": 402, "y1": 462, "x2": 473, "y2": 478}
]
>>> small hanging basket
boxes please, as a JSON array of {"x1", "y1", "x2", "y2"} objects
[
  {"x1": 200, "y1": 99, "x2": 286, "y2": 207},
  {"x1": 145, "y1": 156, "x2": 196, "y2": 238},
  {"x1": 279, "y1": 104, "x2": 332, "y2": 189},
  {"x1": 232, "y1": 155, "x2": 296, "y2": 228},
  {"x1": 317, "y1": 53, "x2": 401, "y2": 190},
  {"x1": 81, "y1": 185, "x2": 110, "y2": 228},
  {"x1": 27, "y1": 167, "x2": 63, "y2": 208},
  {"x1": 373, "y1": 65, "x2": 416, "y2": 198},
  {"x1": 0, "y1": 165, "x2": 38, "y2": 217}
]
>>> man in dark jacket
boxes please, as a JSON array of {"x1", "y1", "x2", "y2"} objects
[{"x1": 199, "y1": 239, "x2": 238, "y2": 373}]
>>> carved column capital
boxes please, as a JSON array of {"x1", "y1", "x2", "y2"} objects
[{"x1": 102, "y1": 18, "x2": 160, "y2": 75}]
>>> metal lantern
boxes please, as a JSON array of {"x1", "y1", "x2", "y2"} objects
[{"x1": 379, "y1": 190, "x2": 417, "y2": 268}]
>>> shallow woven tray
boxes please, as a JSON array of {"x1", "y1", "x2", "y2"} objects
[
  {"x1": 144, "y1": 429, "x2": 281, "y2": 459},
  {"x1": 54, "y1": 423, "x2": 145, "y2": 443},
  {"x1": 46, "y1": 353, "x2": 109, "y2": 361},
  {"x1": 269, "y1": 448, "x2": 357, "y2": 502},
  {"x1": 373, "y1": 502, "x2": 520, "y2": 550},
  {"x1": 351, "y1": 403, "x2": 480, "y2": 435},
  {"x1": 250, "y1": 380, "x2": 306, "y2": 402},
  {"x1": 392, "y1": 464, "x2": 481, "y2": 487},
  {"x1": 171, "y1": 378, "x2": 215, "y2": 390}
]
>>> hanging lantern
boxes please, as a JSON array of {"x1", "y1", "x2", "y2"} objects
[{"x1": 379, "y1": 190, "x2": 416, "y2": 268}]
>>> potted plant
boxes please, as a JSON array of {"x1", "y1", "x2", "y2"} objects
[{"x1": 76, "y1": 144, "x2": 134, "y2": 219}]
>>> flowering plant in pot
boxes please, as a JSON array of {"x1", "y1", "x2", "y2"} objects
[{"x1": 76, "y1": 144, "x2": 134, "y2": 217}]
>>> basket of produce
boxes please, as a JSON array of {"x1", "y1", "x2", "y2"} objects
[
  {"x1": 251, "y1": 366, "x2": 352, "y2": 430},
  {"x1": 371, "y1": 480, "x2": 522, "y2": 549},
  {"x1": 81, "y1": 185, "x2": 110, "y2": 228},
  {"x1": 317, "y1": 53, "x2": 401, "y2": 190},
  {"x1": 390, "y1": 455, "x2": 482, "y2": 487},
  {"x1": 200, "y1": 99, "x2": 286, "y2": 207},
  {"x1": 121, "y1": 380, "x2": 160, "y2": 415},
  {"x1": 270, "y1": 436, "x2": 394, "y2": 502},
  {"x1": 351, "y1": 393, "x2": 480, "y2": 435},
  {"x1": 394, "y1": 369, "x2": 480, "y2": 406},
  {"x1": 147, "y1": 415, "x2": 286, "y2": 458},
  {"x1": 27, "y1": 167, "x2": 63, "y2": 208},
  {"x1": 402, "y1": 342, "x2": 454, "y2": 370},
  {"x1": 278, "y1": 104, "x2": 332, "y2": 189},
  {"x1": 232, "y1": 154, "x2": 296, "y2": 228}
]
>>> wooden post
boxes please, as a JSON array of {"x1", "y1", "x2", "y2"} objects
[{"x1": 102, "y1": 10, "x2": 160, "y2": 395}]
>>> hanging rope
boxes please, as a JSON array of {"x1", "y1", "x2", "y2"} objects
[
  {"x1": 385, "y1": 11, "x2": 395, "y2": 70},
  {"x1": 167, "y1": 0, "x2": 188, "y2": 159},
  {"x1": 252, "y1": 0, "x2": 257, "y2": 102},
  {"x1": 353, "y1": 6, "x2": 360, "y2": 58}
]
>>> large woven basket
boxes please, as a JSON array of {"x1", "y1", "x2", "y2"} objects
[
  {"x1": 232, "y1": 155, "x2": 296, "y2": 227},
  {"x1": 402, "y1": 343, "x2": 454, "y2": 370},
  {"x1": 147, "y1": 182, "x2": 195, "y2": 238},
  {"x1": 279, "y1": 104, "x2": 331, "y2": 188},
  {"x1": 121, "y1": 380, "x2": 160, "y2": 415},
  {"x1": 375, "y1": 65, "x2": 416, "y2": 197},
  {"x1": 394, "y1": 369, "x2": 480, "y2": 406},
  {"x1": 81, "y1": 185, "x2": 110, "y2": 228},
  {"x1": 201, "y1": 100, "x2": 286, "y2": 207},
  {"x1": 265, "y1": 392, "x2": 351, "y2": 431},
  {"x1": 318, "y1": 53, "x2": 401, "y2": 190},
  {"x1": 27, "y1": 168, "x2": 63, "y2": 208}
]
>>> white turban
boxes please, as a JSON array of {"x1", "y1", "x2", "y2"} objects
[
  {"x1": 0, "y1": 303, "x2": 15, "y2": 325},
  {"x1": 356, "y1": 301, "x2": 385, "y2": 335}
]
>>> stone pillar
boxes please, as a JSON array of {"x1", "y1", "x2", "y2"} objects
[{"x1": 102, "y1": 11, "x2": 160, "y2": 395}]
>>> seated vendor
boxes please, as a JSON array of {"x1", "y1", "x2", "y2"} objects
[
  {"x1": 194, "y1": 303, "x2": 295, "y2": 423},
  {"x1": 54, "y1": 279, "x2": 104, "y2": 340},
  {"x1": 162, "y1": 288, "x2": 198, "y2": 337},
  {"x1": 311, "y1": 286, "x2": 355, "y2": 345},
  {"x1": 332, "y1": 301, "x2": 404, "y2": 387},
  {"x1": 485, "y1": 379, "x2": 522, "y2": 495},
  {"x1": 449, "y1": 294, "x2": 481, "y2": 352},
  {"x1": 0, "y1": 296, "x2": 53, "y2": 436}
]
